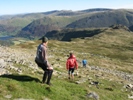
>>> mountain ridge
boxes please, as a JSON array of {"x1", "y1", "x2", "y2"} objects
[
  {"x1": 0, "y1": 8, "x2": 133, "y2": 39},
  {"x1": 16, "y1": 9, "x2": 133, "y2": 39}
]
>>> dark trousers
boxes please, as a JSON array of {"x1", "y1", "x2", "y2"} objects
[
  {"x1": 83, "y1": 64, "x2": 86, "y2": 67},
  {"x1": 43, "y1": 69, "x2": 53, "y2": 84},
  {"x1": 35, "y1": 60, "x2": 53, "y2": 84}
]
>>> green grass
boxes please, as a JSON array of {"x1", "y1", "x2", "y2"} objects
[
  {"x1": 0, "y1": 72, "x2": 130, "y2": 100},
  {"x1": 0, "y1": 74, "x2": 87, "y2": 100}
]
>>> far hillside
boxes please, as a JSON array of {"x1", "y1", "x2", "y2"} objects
[
  {"x1": 45, "y1": 28, "x2": 103, "y2": 41},
  {"x1": 16, "y1": 9, "x2": 133, "y2": 39},
  {"x1": 0, "y1": 14, "x2": 46, "y2": 36},
  {"x1": 66, "y1": 10, "x2": 133, "y2": 28},
  {"x1": 0, "y1": 8, "x2": 108, "y2": 37},
  {"x1": 1, "y1": 8, "x2": 133, "y2": 39},
  {"x1": 16, "y1": 16, "x2": 78, "y2": 39}
]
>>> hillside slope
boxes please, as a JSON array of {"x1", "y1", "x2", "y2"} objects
[
  {"x1": 0, "y1": 27, "x2": 133, "y2": 99},
  {"x1": 16, "y1": 16, "x2": 77, "y2": 38},
  {"x1": 16, "y1": 11, "x2": 102, "y2": 38},
  {"x1": 0, "y1": 14, "x2": 47, "y2": 36}
]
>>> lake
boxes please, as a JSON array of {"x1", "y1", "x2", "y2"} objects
[{"x1": 0, "y1": 36, "x2": 14, "y2": 40}]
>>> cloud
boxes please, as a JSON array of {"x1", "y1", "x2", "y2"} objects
[{"x1": 113, "y1": 4, "x2": 133, "y2": 9}]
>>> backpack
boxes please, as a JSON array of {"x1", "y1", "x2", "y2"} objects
[
  {"x1": 82, "y1": 60, "x2": 87, "y2": 65},
  {"x1": 35, "y1": 44, "x2": 44, "y2": 63}
]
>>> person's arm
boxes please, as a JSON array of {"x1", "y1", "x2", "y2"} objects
[
  {"x1": 66, "y1": 60, "x2": 69, "y2": 70},
  {"x1": 42, "y1": 46, "x2": 47, "y2": 61},
  {"x1": 75, "y1": 59, "x2": 78, "y2": 69},
  {"x1": 42, "y1": 46, "x2": 52, "y2": 68}
]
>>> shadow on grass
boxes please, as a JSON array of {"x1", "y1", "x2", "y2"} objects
[{"x1": 0, "y1": 74, "x2": 41, "y2": 83}]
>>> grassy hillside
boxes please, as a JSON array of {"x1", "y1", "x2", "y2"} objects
[
  {"x1": 0, "y1": 28, "x2": 133, "y2": 100},
  {"x1": 0, "y1": 13, "x2": 51, "y2": 36},
  {"x1": 45, "y1": 27, "x2": 133, "y2": 73},
  {"x1": 11, "y1": 27, "x2": 133, "y2": 72},
  {"x1": 45, "y1": 28, "x2": 103, "y2": 41},
  {"x1": 16, "y1": 16, "x2": 88, "y2": 38}
]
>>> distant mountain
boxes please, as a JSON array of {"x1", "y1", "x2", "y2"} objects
[
  {"x1": 1, "y1": 8, "x2": 133, "y2": 39},
  {"x1": 0, "y1": 13, "x2": 48, "y2": 36},
  {"x1": 0, "y1": 9, "x2": 114, "y2": 35},
  {"x1": 66, "y1": 10, "x2": 133, "y2": 28},
  {"x1": 42, "y1": 8, "x2": 111, "y2": 16},
  {"x1": 16, "y1": 9, "x2": 133, "y2": 39},
  {"x1": 16, "y1": 16, "x2": 80, "y2": 38},
  {"x1": 79, "y1": 8, "x2": 112, "y2": 13}
]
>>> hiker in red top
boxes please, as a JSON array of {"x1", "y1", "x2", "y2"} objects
[{"x1": 66, "y1": 53, "x2": 78, "y2": 80}]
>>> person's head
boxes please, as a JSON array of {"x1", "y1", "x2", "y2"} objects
[
  {"x1": 70, "y1": 53, "x2": 73, "y2": 57},
  {"x1": 69, "y1": 53, "x2": 76, "y2": 58},
  {"x1": 42, "y1": 37, "x2": 48, "y2": 44}
]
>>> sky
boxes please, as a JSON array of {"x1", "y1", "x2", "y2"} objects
[{"x1": 0, "y1": 0, "x2": 133, "y2": 15}]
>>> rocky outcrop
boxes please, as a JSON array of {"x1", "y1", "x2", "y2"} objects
[
  {"x1": 90, "y1": 66, "x2": 133, "y2": 82},
  {"x1": 0, "y1": 45, "x2": 38, "y2": 75},
  {"x1": 110, "y1": 24, "x2": 130, "y2": 31}
]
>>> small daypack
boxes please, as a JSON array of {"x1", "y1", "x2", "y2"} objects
[{"x1": 35, "y1": 44, "x2": 44, "y2": 63}]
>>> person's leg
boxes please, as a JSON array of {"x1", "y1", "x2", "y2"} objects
[
  {"x1": 46, "y1": 69, "x2": 53, "y2": 85},
  {"x1": 42, "y1": 70, "x2": 48, "y2": 83},
  {"x1": 71, "y1": 68, "x2": 74, "y2": 80},
  {"x1": 35, "y1": 62, "x2": 46, "y2": 83},
  {"x1": 68, "y1": 69, "x2": 71, "y2": 79},
  {"x1": 41, "y1": 62, "x2": 49, "y2": 83}
]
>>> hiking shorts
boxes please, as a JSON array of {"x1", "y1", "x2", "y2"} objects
[{"x1": 68, "y1": 68, "x2": 75, "y2": 75}]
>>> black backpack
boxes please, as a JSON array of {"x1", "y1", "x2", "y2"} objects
[{"x1": 35, "y1": 44, "x2": 44, "y2": 63}]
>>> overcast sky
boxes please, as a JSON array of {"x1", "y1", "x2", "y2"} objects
[{"x1": 0, "y1": 0, "x2": 133, "y2": 15}]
